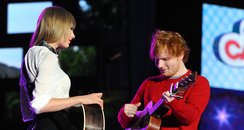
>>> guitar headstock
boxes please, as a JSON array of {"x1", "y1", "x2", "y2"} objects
[
  {"x1": 170, "y1": 71, "x2": 197, "y2": 98},
  {"x1": 178, "y1": 71, "x2": 197, "y2": 88}
]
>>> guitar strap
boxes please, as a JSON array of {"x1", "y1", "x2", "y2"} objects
[
  {"x1": 37, "y1": 40, "x2": 60, "y2": 55},
  {"x1": 37, "y1": 40, "x2": 62, "y2": 67}
]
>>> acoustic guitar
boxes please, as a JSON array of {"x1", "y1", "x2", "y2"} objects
[
  {"x1": 69, "y1": 104, "x2": 105, "y2": 130},
  {"x1": 126, "y1": 72, "x2": 197, "y2": 130}
]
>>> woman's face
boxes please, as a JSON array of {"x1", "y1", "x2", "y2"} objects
[{"x1": 59, "y1": 27, "x2": 75, "y2": 49}]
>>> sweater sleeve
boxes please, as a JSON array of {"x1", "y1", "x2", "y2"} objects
[
  {"x1": 117, "y1": 79, "x2": 148, "y2": 128},
  {"x1": 167, "y1": 76, "x2": 211, "y2": 125},
  {"x1": 117, "y1": 106, "x2": 133, "y2": 128}
]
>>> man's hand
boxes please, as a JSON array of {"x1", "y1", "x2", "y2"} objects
[
  {"x1": 124, "y1": 102, "x2": 141, "y2": 118},
  {"x1": 163, "y1": 91, "x2": 175, "y2": 103}
]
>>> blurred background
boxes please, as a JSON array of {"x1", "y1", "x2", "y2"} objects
[{"x1": 1, "y1": 0, "x2": 244, "y2": 130}]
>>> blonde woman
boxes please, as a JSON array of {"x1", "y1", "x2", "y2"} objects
[{"x1": 19, "y1": 6, "x2": 103, "y2": 130}]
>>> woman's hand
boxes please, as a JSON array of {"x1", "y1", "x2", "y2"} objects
[{"x1": 80, "y1": 93, "x2": 103, "y2": 108}]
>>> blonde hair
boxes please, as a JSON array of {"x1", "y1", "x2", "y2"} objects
[
  {"x1": 149, "y1": 30, "x2": 190, "y2": 63},
  {"x1": 29, "y1": 6, "x2": 76, "y2": 47}
]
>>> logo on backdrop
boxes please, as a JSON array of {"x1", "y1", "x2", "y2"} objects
[{"x1": 214, "y1": 19, "x2": 244, "y2": 67}]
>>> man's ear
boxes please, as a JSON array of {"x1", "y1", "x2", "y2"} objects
[{"x1": 178, "y1": 54, "x2": 184, "y2": 61}]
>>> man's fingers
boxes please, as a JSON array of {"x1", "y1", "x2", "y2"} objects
[{"x1": 135, "y1": 102, "x2": 141, "y2": 108}]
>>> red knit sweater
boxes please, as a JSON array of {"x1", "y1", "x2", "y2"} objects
[{"x1": 118, "y1": 70, "x2": 210, "y2": 130}]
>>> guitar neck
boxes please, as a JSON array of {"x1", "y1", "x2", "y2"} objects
[{"x1": 148, "y1": 98, "x2": 164, "y2": 115}]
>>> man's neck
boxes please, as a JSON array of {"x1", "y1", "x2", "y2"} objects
[{"x1": 170, "y1": 63, "x2": 188, "y2": 79}]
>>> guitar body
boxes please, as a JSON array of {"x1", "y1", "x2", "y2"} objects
[
  {"x1": 127, "y1": 115, "x2": 162, "y2": 130},
  {"x1": 69, "y1": 104, "x2": 105, "y2": 130},
  {"x1": 125, "y1": 101, "x2": 153, "y2": 130},
  {"x1": 147, "y1": 116, "x2": 161, "y2": 130},
  {"x1": 125, "y1": 101, "x2": 164, "y2": 130}
]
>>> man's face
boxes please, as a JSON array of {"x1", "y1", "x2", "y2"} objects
[{"x1": 154, "y1": 50, "x2": 183, "y2": 78}]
